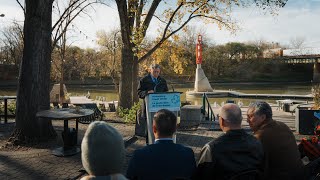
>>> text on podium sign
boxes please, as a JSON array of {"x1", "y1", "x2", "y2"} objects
[{"x1": 148, "y1": 93, "x2": 181, "y2": 112}]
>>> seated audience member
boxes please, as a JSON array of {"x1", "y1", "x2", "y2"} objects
[
  {"x1": 126, "y1": 109, "x2": 196, "y2": 180},
  {"x1": 81, "y1": 121, "x2": 127, "y2": 180},
  {"x1": 194, "y1": 103, "x2": 264, "y2": 180},
  {"x1": 247, "y1": 101, "x2": 306, "y2": 180}
]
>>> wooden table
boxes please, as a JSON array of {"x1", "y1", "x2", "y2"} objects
[
  {"x1": 36, "y1": 108, "x2": 94, "y2": 157},
  {"x1": 0, "y1": 96, "x2": 17, "y2": 123}
]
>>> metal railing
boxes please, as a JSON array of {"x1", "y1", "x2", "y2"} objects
[{"x1": 202, "y1": 93, "x2": 215, "y2": 121}]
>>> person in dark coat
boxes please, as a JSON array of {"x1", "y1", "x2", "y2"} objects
[
  {"x1": 127, "y1": 109, "x2": 196, "y2": 180},
  {"x1": 136, "y1": 64, "x2": 168, "y2": 142},
  {"x1": 194, "y1": 103, "x2": 264, "y2": 180}
]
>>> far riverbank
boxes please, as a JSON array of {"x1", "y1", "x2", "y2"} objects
[{"x1": 0, "y1": 79, "x2": 313, "y2": 89}]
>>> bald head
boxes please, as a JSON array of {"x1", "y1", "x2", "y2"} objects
[{"x1": 219, "y1": 103, "x2": 242, "y2": 128}]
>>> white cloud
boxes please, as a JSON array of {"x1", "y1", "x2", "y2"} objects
[
  {"x1": 66, "y1": 4, "x2": 119, "y2": 49},
  {"x1": 204, "y1": 1, "x2": 320, "y2": 47}
]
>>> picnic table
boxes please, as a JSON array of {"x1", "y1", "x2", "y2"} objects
[{"x1": 36, "y1": 108, "x2": 94, "y2": 157}]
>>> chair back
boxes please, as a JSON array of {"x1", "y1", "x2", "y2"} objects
[{"x1": 77, "y1": 103, "x2": 103, "y2": 124}]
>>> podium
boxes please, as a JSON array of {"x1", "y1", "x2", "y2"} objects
[{"x1": 145, "y1": 92, "x2": 182, "y2": 144}]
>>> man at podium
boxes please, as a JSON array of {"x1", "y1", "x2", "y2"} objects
[{"x1": 137, "y1": 64, "x2": 168, "y2": 143}]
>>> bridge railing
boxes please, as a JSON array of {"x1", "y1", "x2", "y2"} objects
[{"x1": 202, "y1": 93, "x2": 215, "y2": 121}]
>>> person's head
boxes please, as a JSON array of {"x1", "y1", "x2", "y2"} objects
[
  {"x1": 152, "y1": 109, "x2": 177, "y2": 138},
  {"x1": 81, "y1": 121, "x2": 125, "y2": 176},
  {"x1": 247, "y1": 101, "x2": 273, "y2": 132},
  {"x1": 149, "y1": 64, "x2": 161, "y2": 78},
  {"x1": 219, "y1": 103, "x2": 242, "y2": 132}
]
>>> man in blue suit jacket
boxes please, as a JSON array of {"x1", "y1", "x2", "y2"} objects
[{"x1": 127, "y1": 109, "x2": 196, "y2": 180}]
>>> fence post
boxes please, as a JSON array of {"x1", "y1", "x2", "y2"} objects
[{"x1": 202, "y1": 93, "x2": 206, "y2": 115}]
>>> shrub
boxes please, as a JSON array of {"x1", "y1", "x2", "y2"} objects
[
  {"x1": 0, "y1": 101, "x2": 16, "y2": 115},
  {"x1": 312, "y1": 85, "x2": 320, "y2": 110},
  {"x1": 117, "y1": 102, "x2": 141, "y2": 123}
]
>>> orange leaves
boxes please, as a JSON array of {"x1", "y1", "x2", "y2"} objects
[{"x1": 151, "y1": 39, "x2": 188, "y2": 75}]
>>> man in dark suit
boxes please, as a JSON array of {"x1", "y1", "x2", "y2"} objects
[
  {"x1": 136, "y1": 64, "x2": 168, "y2": 142},
  {"x1": 127, "y1": 109, "x2": 196, "y2": 180}
]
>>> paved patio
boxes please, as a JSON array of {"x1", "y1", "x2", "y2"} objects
[{"x1": 0, "y1": 107, "x2": 306, "y2": 179}]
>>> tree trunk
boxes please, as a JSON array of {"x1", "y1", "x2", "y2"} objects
[
  {"x1": 132, "y1": 56, "x2": 139, "y2": 103},
  {"x1": 119, "y1": 46, "x2": 133, "y2": 109},
  {"x1": 11, "y1": 0, "x2": 56, "y2": 143}
]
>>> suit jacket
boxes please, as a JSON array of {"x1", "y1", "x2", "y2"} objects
[
  {"x1": 137, "y1": 74, "x2": 168, "y2": 119},
  {"x1": 126, "y1": 140, "x2": 196, "y2": 180},
  {"x1": 137, "y1": 74, "x2": 168, "y2": 99}
]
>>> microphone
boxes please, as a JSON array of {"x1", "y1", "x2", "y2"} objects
[{"x1": 170, "y1": 84, "x2": 175, "y2": 92}]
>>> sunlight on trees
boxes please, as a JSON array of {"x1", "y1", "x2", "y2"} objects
[{"x1": 115, "y1": 0, "x2": 288, "y2": 108}]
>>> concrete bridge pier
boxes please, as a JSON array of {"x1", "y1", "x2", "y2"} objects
[{"x1": 313, "y1": 60, "x2": 320, "y2": 83}]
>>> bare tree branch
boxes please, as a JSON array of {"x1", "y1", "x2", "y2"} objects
[
  {"x1": 161, "y1": 2, "x2": 184, "y2": 39},
  {"x1": 52, "y1": 1, "x2": 99, "y2": 49},
  {"x1": 141, "y1": 0, "x2": 161, "y2": 37},
  {"x1": 15, "y1": 0, "x2": 25, "y2": 15},
  {"x1": 138, "y1": 13, "x2": 231, "y2": 63}
]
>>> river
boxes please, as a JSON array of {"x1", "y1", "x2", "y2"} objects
[{"x1": 0, "y1": 82, "x2": 313, "y2": 106}]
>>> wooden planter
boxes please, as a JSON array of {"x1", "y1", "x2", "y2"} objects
[{"x1": 295, "y1": 107, "x2": 320, "y2": 135}]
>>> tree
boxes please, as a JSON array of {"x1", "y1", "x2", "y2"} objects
[
  {"x1": 114, "y1": 0, "x2": 288, "y2": 109},
  {"x1": 203, "y1": 45, "x2": 228, "y2": 78},
  {"x1": 289, "y1": 36, "x2": 306, "y2": 49},
  {"x1": 0, "y1": 22, "x2": 24, "y2": 68},
  {"x1": 11, "y1": 0, "x2": 55, "y2": 143},
  {"x1": 96, "y1": 29, "x2": 122, "y2": 90},
  {"x1": 51, "y1": 0, "x2": 106, "y2": 104}
]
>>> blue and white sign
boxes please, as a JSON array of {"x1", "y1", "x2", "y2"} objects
[{"x1": 148, "y1": 93, "x2": 181, "y2": 112}]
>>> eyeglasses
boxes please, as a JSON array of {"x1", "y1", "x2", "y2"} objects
[{"x1": 247, "y1": 113, "x2": 255, "y2": 119}]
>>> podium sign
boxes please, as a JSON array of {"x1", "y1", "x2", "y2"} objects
[
  {"x1": 148, "y1": 93, "x2": 181, "y2": 112},
  {"x1": 145, "y1": 92, "x2": 181, "y2": 144}
]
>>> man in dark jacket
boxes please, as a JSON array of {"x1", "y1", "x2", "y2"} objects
[
  {"x1": 194, "y1": 103, "x2": 264, "y2": 180},
  {"x1": 127, "y1": 109, "x2": 196, "y2": 180},
  {"x1": 136, "y1": 64, "x2": 168, "y2": 143}
]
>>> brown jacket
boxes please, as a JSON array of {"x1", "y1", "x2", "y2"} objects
[{"x1": 255, "y1": 120, "x2": 305, "y2": 180}]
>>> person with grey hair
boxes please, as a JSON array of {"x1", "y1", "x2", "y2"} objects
[
  {"x1": 194, "y1": 103, "x2": 264, "y2": 179},
  {"x1": 247, "y1": 101, "x2": 306, "y2": 179},
  {"x1": 136, "y1": 64, "x2": 168, "y2": 143},
  {"x1": 138, "y1": 64, "x2": 168, "y2": 99},
  {"x1": 81, "y1": 121, "x2": 127, "y2": 180}
]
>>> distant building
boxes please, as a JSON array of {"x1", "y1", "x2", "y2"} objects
[
  {"x1": 283, "y1": 47, "x2": 320, "y2": 57},
  {"x1": 262, "y1": 48, "x2": 283, "y2": 58},
  {"x1": 262, "y1": 47, "x2": 320, "y2": 58}
]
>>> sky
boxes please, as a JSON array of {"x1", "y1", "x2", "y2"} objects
[{"x1": 1, "y1": 0, "x2": 320, "y2": 49}]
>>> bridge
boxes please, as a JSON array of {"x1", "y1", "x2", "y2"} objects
[{"x1": 264, "y1": 48, "x2": 320, "y2": 82}]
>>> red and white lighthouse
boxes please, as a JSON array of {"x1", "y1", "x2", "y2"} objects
[{"x1": 194, "y1": 34, "x2": 213, "y2": 92}]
